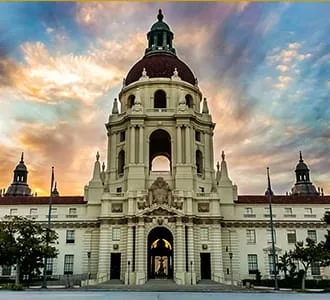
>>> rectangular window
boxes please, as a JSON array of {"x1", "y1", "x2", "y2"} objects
[
  {"x1": 267, "y1": 229, "x2": 276, "y2": 244},
  {"x1": 195, "y1": 131, "x2": 201, "y2": 142},
  {"x1": 247, "y1": 254, "x2": 258, "y2": 274},
  {"x1": 284, "y1": 208, "x2": 293, "y2": 215},
  {"x1": 50, "y1": 207, "x2": 57, "y2": 218},
  {"x1": 199, "y1": 187, "x2": 205, "y2": 193},
  {"x1": 307, "y1": 230, "x2": 317, "y2": 242},
  {"x1": 246, "y1": 229, "x2": 256, "y2": 244},
  {"x1": 268, "y1": 254, "x2": 278, "y2": 275},
  {"x1": 10, "y1": 208, "x2": 17, "y2": 216},
  {"x1": 69, "y1": 208, "x2": 77, "y2": 215},
  {"x1": 120, "y1": 131, "x2": 125, "y2": 142},
  {"x1": 287, "y1": 230, "x2": 296, "y2": 243},
  {"x1": 311, "y1": 262, "x2": 321, "y2": 276},
  {"x1": 112, "y1": 228, "x2": 121, "y2": 241},
  {"x1": 66, "y1": 230, "x2": 75, "y2": 244},
  {"x1": 1, "y1": 265, "x2": 11, "y2": 276},
  {"x1": 64, "y1": 255, "x2": 74, "y2": 275},
  {"x1": 244, "y1": 207, "x2": 255, "y2": 217},
  {"x1": 46, "y1": 258, "x2": 53, "y2": 275},
  {"x1": 305, "y1": 208, "x2": 312, "y2": 215},
  {"x1": 200, "y1": 228, "x2": 209, "y2": 241}
]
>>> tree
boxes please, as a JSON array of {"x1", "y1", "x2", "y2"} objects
[
  {"x1": 0, "y1": 216, "x2": 58, "y2": 285},
  {"x1": 321, "y1": 211, "x2": 330, "y2": 266},
  {"x1": 277, "y1": 251, "x2": 297, "y2": 280},
  {"x1": 290, "y1": 238, "x2": 327, "y2": 290}
]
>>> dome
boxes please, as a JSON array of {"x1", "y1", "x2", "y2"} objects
[
  {"x1": 125, "y1": 53, "x2": 196, "y2": 86},
  {"x1": 295, "y1": 151, "x2": 309, "y2": 171},
  {"x1": 15, "y1": 162, "x2": 27, "y2": 171},
  {"x1": 151, "y1": 21, "x2": 170, "y2": 31}
]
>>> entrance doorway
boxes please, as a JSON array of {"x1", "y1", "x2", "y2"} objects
[
  {"x1": 200, "y1": 253, "x2": 211, "y2": 279},
  {"x1": 148, "y1": 227, "x2": 173, "y2": 279},
  {"x1": 110, "y1": 253, "x2": 121, "y2": 279}
]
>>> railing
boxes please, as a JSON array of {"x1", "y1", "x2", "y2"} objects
[
  {"x1": 243, "y1": 214, "x2": 256, "y2": 218},
  {"x1": 146, "y1": 108, "x2": 175, "y2": 113},
  {"x1": 66, "y1": 214, "x2": 77, "y2": 218},
  {"x1": 284, "y1": 214, "x2": 296, "y2": 218}
]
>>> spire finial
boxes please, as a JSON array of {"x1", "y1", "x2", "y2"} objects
[
  {"x1": 299, "y1": 151, "x2": 303, "y2": 162},
  {"x1": 216, "y1": 161, "x2": 220, "y2": 171},
  {"x1": 20, "y1": 152, "x2": 24, "y2": 163},
  {"x1": 157, "y1": 9, "x2": 164, "y2": 21},
  {"x1": 222, "y1": 151, "x2": 225, "y2": 161},
  {"x1": 96, "y1": 151, "x2": 100, "y2": 162}
]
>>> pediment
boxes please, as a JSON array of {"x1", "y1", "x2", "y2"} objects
[{"x1": 138, "y1": 205, "x2": 183, "y2": 217}]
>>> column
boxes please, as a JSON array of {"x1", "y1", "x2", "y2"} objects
[
  {"x1": 211, "y1": 224, "x2": 223, "y2": 283},
  {"x1": 185, "y1": 126, "x2": 191, "y2": 163},
  {"x1": 139, "y1": 126, "x2": 144, "y2": 164},
  {"x1": 126, "y1": 224, "x2": 133, "y2": 284},
  {"x1": 97, "y1": 223, "x2": 110, "y2": 279},
  {"x1": 204, "y1": 132, "x2": 210, "y2": 170},
  {"x1": 130, "y1": 126, "x2": 135, "y2": 164},
  {"x1": 163, "y1": 31, "x2": 167, "y2": 47},
  {"x1": 175, "y1": 219, "x2": 185, "y2": 284},
  {"x1": 136, "y1": 218, "x2": 146, "y2": 284},
  {"x1": 187, "y1": 224, "x2": 196, "y2": 284},
  {"x1": 176, "y1": 126, "x2": 182, "y2": 164},
  {"x1": 107, "y1": 132, "x2": 111, "y2": 170}
]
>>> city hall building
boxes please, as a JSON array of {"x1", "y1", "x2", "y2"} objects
[{"x1": 0, "y1": 11, "x2": 329, "y2": 285}]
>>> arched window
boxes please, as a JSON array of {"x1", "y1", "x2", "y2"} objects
[
  {"x1": 151, "y1": 155, "x2": 171, "y2": 172},
  {"x1": 127, "y1": 95, "x2": 135, "y2": 109},
  {"x1": 154, "y1": 90, "x2": 166, "y2": 109},
  {"x1": 149, "y1": 129, "x2": 171, "y2": 173},
  {"x1": 196, "y1": 150, "x2": 203, "y2": 175},
  {"x1": 185, "y1": 94, "x2": 193, "y2": 108},
  {"x1": 118, "y1": 150, "x2": 125, "y2": 176}
]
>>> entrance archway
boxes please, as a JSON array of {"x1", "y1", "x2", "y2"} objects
[{"x1": 148, "y1": 227, "x2": 174, "y2": 279}]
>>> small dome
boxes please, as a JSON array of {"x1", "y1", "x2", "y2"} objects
[
  {"x1": 296, "y1": 161, "x2": 309, "y2": 171},
  {"x1": 150, "y1": 9, "x2": 170, "y2": 31},
  {"x1": 126, "y1": 53, "x2": 195, "y2": 86},
  {"x1": 15, "y1": 162, "x2": 27, "y2": 171}
]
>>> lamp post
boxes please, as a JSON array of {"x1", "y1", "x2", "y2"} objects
[
  {"x1": 267, "y1": 167, "x2": 279, "y2": 290},
  {"x1": 228, "y1": 230, "x2": 234, "y2": 285},
  {"x1": 41, "y1": 166, "x2": 55, "y2": 289},
  {"x1": 190, "y1": 260, "x2": 193, "y2": 285},
  {"x1": 87, "y1": 251, "x2": 91, "y2": 285},
  {"x1": 127, "y1": 261, "x2": 131, "y2": 285}
]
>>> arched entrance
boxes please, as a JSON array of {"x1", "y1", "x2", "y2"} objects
[{"x1": 148, "y1": 227, "x2": 173, "y2": 279}]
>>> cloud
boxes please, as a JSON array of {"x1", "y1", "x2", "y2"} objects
[{"x1": 276, "y1": 65, "x2": 289, "y2": 72}]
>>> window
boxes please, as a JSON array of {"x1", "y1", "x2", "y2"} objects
[
  {"x1": 51, "y1": 207, "x2": 57, "y2": 217},
  {"x1": 267, "y1": 229, "x2": 276, "y2": 243},
  {"x1": 127, "y1": 95, "x2": 135, "y2": 108},
  {"x1": 66, "y1": 230, "x2": 75, "y2": 244},
  {"x1": 185, "y1": 94, "x2": 193, "y2": 108},
  {"x1": 69, "y1": 208, "x2": 77, "y2": 215},
  {"x1": 311, "y1": 262, "x2": 321, "y2": 276},
  {"x1": 307, "y1": 230, "x2": 317, "y2": 242},
  {"x1": 196, "y1": 150, "x2": 203, "y2": 174},
  {"x1": 248, "y1": 254, "x2": 258, "y2": 274},
  {"x1": 284, "y1": 208, "x2": 293, "y2": 216},
  {"x1": 10, "y1": 208, "x2": 17, "y2": 216},
  {"x1": 200, "y1": 228, "x2": 209, "y2": 241},
  {"x1": 116, "y1": 187, "x2": 122, "y2": 193},
  {"x1": 45, "y1": 258, "x2": 53, "y2": 275},
  {"x1": 246, "y1": 229, "x2": 256, "y2": 244},
  {"x1": 112, "y1": 228, "x2": 121, "y2": 241},
  {"x1": 64, "y1": 255, "x2": 74, "y2": 275},
  {"x1": 30, "y1": 208, "x2": 37, "y2": 215},
  {"x1": 154, "y1": 90, "x2": 166, "y2": 109},
  {"x1": 287, "y1": 230, "x2": 296, "y2": 243},
  {"x1": 305, "y1": 208, "x2": 313, "y2": 215},
  {"x1": 195, "y1": 131, "x2": 201, "y2": 142},
  {"x1": 265, "y1": 207, "x2": 275, "y2": 217},
  {"x1": 120, "y1": 131, "x2": 125, "y2": 142},
  {"x1": 118, "y1": 150, "x2": 125, "y2": 176},
  {"x1": 268, "y1": 254, "x2": 278, "y2": 275},
  {"x1": 2, "y1": 265, "x2": 11, "y2": 276},
  {"x1": 199, "y1": 187, "x2": 205, "y2": 193},
  {"x1": 244, "y1": 207, "x2": 255, "y2": 217}
]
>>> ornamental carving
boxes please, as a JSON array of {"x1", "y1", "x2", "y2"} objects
[
  {"x1": 198, "y1": 203, "x2": 210, "y2": 212},
  {"x1": 111, "y1": 203, "x2": 123, "y2": 213},
  {"x1": 148, "y1": 177, "x2": 173, "y2": 206}
]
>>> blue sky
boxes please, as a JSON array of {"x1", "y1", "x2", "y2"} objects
[{"x1": 0, "y1": 2, "x2": 329, "y2": 195}]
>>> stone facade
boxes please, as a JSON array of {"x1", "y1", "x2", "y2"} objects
[{"x1": 0, "y1": 11, "x2": 329, "y2": 285}]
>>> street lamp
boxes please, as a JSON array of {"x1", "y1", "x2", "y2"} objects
[
  {"x1": 87, "y1": 251, "x2": 91, "y2": 285},
  {"x1": 228, "y1": 230, "x2": 234, "y2": 286},
  {"x1": 190, "y1": 260, "x2": 193, "y2": 285},
  {"x1": 127, "y1": 261, "x2": 131, "y2": 285}
]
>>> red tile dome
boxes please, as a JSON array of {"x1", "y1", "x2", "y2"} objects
[{"x1": 125, "y1": 53, "x2": 196, "y2": 86}]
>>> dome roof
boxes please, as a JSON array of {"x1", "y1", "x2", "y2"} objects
[
  {"x1": 15, "y1": 162, "x2": 27, "y2": 171},
  {"x1": 125, "y1": 53, "x2": 196, "y2": 86},
  {"x1": 296, "y1": 161, "x2": 309, "y2": 171}
]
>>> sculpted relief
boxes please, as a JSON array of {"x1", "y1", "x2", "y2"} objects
[{"x1": 138, "y1": 177, "x2": 182, "y2": 210}]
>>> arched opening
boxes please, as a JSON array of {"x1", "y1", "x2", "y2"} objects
[
  {"x1": 185, "y1": 94, "x2": 193, "y2": 108},
  {"x1": 118, "y1": 150, "x2": 125, "y2": 176},
  {"x1": 196, "y1": 150, "x2": 203, "y2": 175},
  {"x1": 154, "y1": 90, "x2": 166, "y2": 109},
  {"x1": 149, "y1": 129, "x2": 171, "y2": 173},
  {"x1": 148, "y1": 227, "x2": 173, "y2": 279},
  {"x1": 151, "y1": 155, "x2": 171, "y2": 172},
  {"x1": 127, "y1": 95, "x2": 135, "y2": 109}
]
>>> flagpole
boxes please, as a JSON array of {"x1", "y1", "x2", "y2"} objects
[
  {"x1": 267, "y1": 167, "x2": 279, "y2": 290},
  {"x1": 42, "y1": 166, "x2": 54, "y2": 289}
]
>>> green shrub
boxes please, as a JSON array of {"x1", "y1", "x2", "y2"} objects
[{"x1": 1, "y1": 283, "x2": 24, "y2": 290}]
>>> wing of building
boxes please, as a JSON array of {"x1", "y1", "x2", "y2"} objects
[{"x1": 1, "y1": 10, "x2": 329, "y2": 286}]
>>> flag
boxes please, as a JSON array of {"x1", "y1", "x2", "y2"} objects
[{"x1": 266, "y1": 167, "x2": 274, "y2": 197}]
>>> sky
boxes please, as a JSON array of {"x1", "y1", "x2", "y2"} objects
[{"x1": 0, "y1": 2, "x2": 329, "y2": 196}]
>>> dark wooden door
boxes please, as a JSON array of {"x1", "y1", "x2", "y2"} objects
[
  {"x1": 110, "y1": 253, "x2": 121, "y2": 279},
  {"x1": 200, "y1": 253, "x2": 211, "y2": 279}
]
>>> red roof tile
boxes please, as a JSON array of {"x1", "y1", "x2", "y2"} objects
[
  {"x1": 0, "y1": 196, "x2": 86, "y2": 205},
  {"x1": 236, "y1": 195, "x2": 330, "y2": 204}
]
